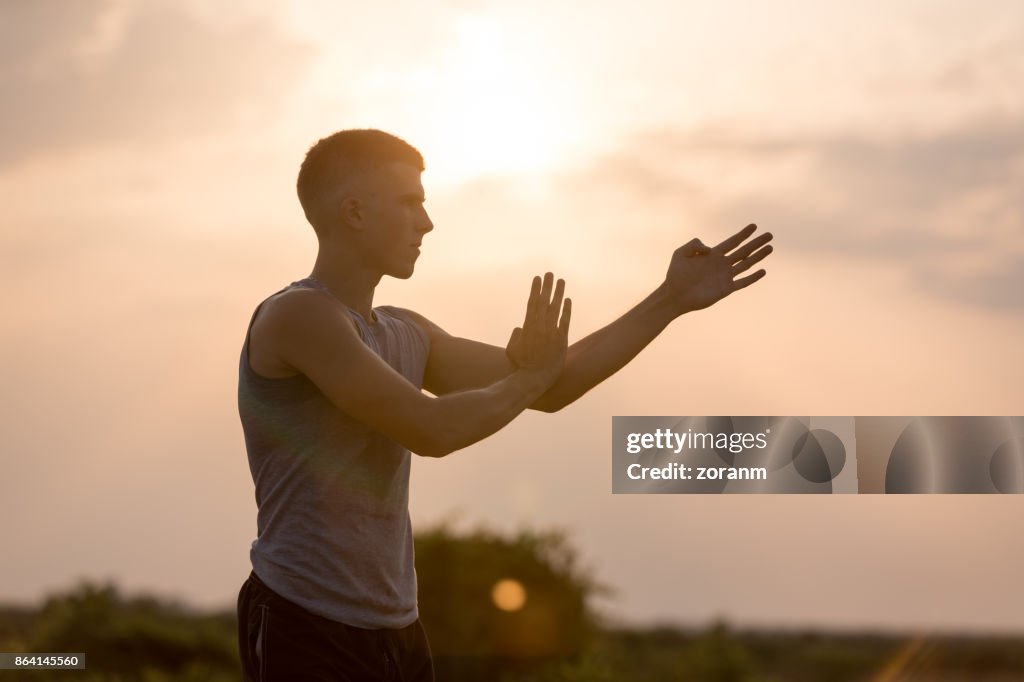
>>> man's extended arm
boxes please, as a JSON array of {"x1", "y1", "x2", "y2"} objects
[
  {"x1": 414, "y1": 224, "x2": 773, "y2": 412},
  {"x1": 529, "y1": 224, "x2": 773, "y2": 410}
]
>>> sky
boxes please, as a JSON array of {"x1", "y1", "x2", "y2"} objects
[{"x1": 1, "y1": 0, "x2": 1023, "y2": 633}]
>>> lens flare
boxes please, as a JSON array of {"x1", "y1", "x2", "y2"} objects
[{"x1": 491, "y1": 578, "x2": 527, "y2": 612}]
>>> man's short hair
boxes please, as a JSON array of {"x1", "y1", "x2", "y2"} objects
[{"x1": 297, "y1": 129, "x2": 425, "y2": 232}]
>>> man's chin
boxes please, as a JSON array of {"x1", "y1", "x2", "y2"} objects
[{"x1": 387, "y1": 263, "x2": 416, "y2": 280}]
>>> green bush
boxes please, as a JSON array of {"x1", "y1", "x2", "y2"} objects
[
  {"x1": 414, "y1": 524, "x2": 604, "y2": 681},
  {"x1": 3, "y1": 581, "x2": 239, "y2": 681}
]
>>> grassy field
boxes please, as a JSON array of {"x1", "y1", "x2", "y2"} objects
[{"x1": 3, "y1": 528, "x2": 1021, "y2": 680}]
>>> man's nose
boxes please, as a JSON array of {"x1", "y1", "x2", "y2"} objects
[{"x1": 418, "y1": 210, "x2": 434, "y2": 234}]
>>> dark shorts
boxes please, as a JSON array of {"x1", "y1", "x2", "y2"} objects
[{"x1": 237, "y1": 571, "x2": 434, "y2": 682}]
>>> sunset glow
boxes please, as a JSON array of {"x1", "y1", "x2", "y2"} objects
[
  {"x1": 2, "y1": 0, "x2": 1023, "y2": 635},
  {"x1": 411, "y1": 16, "x2": 581, "y2": 184}
]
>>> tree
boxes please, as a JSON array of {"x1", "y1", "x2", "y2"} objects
[{"x1": 415, "y1": 524, "x2": 604, "y2": 681}]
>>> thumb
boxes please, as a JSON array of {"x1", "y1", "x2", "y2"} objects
[
  {"x1": 680, "y1": 238, "x2": 711, "y2": 256},
  {"x1": 505, "y1": 327, "x2": 523, "y2": 363},
  {"x1": 507, "y1": 326, "x2": 523, "y2": 348}
]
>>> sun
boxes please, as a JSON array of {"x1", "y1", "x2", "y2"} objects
[
  {"x1": 414, "y1": 16, "x2": 580, "y2": 185},
  {"x1": 297, "y1": 11, "x2": 584, "y2": 187}
]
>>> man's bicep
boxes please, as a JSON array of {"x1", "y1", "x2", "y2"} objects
[
  {"x1": 273, "y1": 295, "x2": 433, "y2": 447},
  {"x1": 400, "y1": 309, "x2": 515, "y2": 395}
]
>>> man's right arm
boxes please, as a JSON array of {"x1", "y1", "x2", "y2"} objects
[{"x1": 250, "y1": 282, "x2": 569, "y2": 458}]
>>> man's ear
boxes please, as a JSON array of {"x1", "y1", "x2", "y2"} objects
[{"x1": 338, "y1": 195, "x2": 364, "y2": 230}]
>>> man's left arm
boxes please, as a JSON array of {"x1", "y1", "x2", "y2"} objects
[
  {"x1": 410, "y1": 224, "x2": 773, "y2": 412},
  {"x1": 405, "y1": 284, "x2": 679, "y2": 412}
]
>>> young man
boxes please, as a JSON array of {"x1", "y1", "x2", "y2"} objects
[{"x1": 236, "y1": 129, "x2": 772, "y2": 680}]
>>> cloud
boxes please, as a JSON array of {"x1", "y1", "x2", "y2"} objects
[
  {"x1": 933, "y1": 23, "x2": 1024, "y2": 94},
  {"x1": 919, "y1": 253, "x2": 1024, "y2": 314},
  {"x1": 0, "y1": 1, "x2": 314, "y2": 167},
  {"x1": 570, "y1": 118, "x2": 1024, "y2": 312}
]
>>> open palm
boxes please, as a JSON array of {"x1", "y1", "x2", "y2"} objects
[
  {"x1": 665, "y1": 223, "x2": 773, "y2": 313},
  {"x1": 505, "y1": 272, "x2": 571, "y2": 381}
]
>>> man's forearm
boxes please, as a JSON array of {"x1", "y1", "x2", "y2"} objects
[
  {"x1": 416, "y1": 368, "x2": 554, "y2": 457},
  {"x1": 531, "y1": 283, "x2": 681, "y2": 412}
]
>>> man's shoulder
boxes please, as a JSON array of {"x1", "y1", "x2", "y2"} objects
[
  {"x1": 253, "y1": 285, "x2": 356, "y2": 344},
  {"x1": 377, "y1": 304, "x2": 423, "y2": 321},
  {"x1": 378, "y1": 306, "x2": 444, "y2": 339},
  {"x1": 261, "y1": 284, "x2": 339, "y2": 318}
]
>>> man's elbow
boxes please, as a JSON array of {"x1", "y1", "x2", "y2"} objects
[
  {"x1": 400, "y1": 402, "x2": 461, "y2": 458},
  {"x1": 408, "y1": 429, "x2": 461, "y2": 458},
  {"x1": 412, "y1": 440, "x2": 456, "y2": 459},
  {"x1": 531, "y1": 395, "x2": 567, "y2": 413}
]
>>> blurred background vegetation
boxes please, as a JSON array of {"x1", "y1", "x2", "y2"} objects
[{"x1": 2, "y1": 525, "x2": 1023, "y2": 681}]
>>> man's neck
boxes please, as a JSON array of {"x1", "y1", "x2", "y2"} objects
[{"x1": 309, "y1": 247, "x2": 382, "y2": 321}]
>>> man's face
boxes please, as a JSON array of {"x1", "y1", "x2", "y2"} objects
[{"x1": 358, "y1": 161, "x2": 433, "y2": 279}]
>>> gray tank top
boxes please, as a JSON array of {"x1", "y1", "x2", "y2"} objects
[{"x1": 238, "y1": 277, "x2": 429, "y2": 628}]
